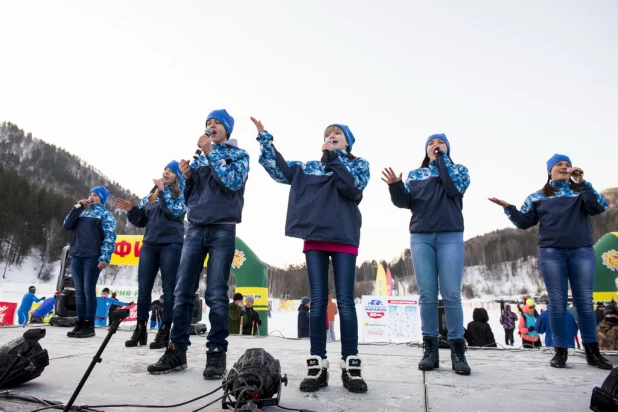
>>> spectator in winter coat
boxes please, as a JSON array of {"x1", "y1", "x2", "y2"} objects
[
  {"x1": 148, "y1": 110, "x2": 250, "y2": 380},
  {"x1": 255, "y1": 118, "x2": 370, "y2": 393},
  {"x1": 535, "y1": 304, "x2": 579, "y2": 348},
  {"x1": 30, "y1": 294, "x2": 56, "y2": 324},
  {"x1": 385, "y1": 133, "x2": 472, "y2": 376},
  {"x1": 18, "y1": 286, "x2": 45, "y2": 325},
  {"x1": 595, "y1": 302, "x2": 606, "y2": 324},
  {"x1": 597, "y1": 303, "x2": 618, "y2": 350},
  {"x1": 115, "y1": 161, "x2": 186, "y2": 349},
  {"x1": 298, "y1": 297, "x2": 310, "y2": 339},
  {"x1": 63, "y1": 186, "x2": 116, "y2": 338},
  {"x1": 519, "y1": 305, "x2": 541, "y2": 349},
  {"x1": 326, "y1": 294, "x2": 338, "y2": 341},
  {"x1": 500, "y1": 304, "x2": 518, "y2": 346},
  {"x1": 150, "y1": 296, "x2": 165, "y2": 329},
  {"x1": 465, "y1": 308, "x2": 497, "y2": 348},
  {"x1": 108, "y1": 292, "x2": 120, "y2": 314},
  {"x1": 490, "y1": 153, "x2": 612, "y2": 370},
  {"x1": 95, "y1": 288, "x2": 131, "y2": 326},
  {"x1": 241, "y1": 296, "x2": 262, "y2": 336},
  {"x1": 228, "y1": 293, "x2": 245, "y2": 335}
]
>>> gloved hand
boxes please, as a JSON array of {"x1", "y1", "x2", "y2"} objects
[
  {"x1": 128, "y1": 301, "x2": 135, "y2": 306},
  {"x1": 41, "y1": 297, "x2": 46, "y2": 300},
  {"x1": 528, "y1": 326, "x2": 535, "y2": 332}
]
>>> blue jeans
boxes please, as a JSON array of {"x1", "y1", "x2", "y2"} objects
[
  {"x1": 410, "y1": 232, "x2": 465, "y2": 340},
  {"x1": 137, "y1": 243, "x2": 182, "y2": 324},
  {"x1": 170, "y1": 223, "x2": 235, "y2": 351},
  {"x1": 539, "y1": 247, "x2": 597, "y2": 347},
  {"x1": 71, "y1": 256, "x2": 101, "y2": 323},
  {"x1": 305, "y1": 250, "x2": 358, "y2": 360}
]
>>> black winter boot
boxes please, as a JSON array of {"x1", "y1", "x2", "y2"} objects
[
  {"x1": 299, "y1": 356, "x2": 329, "y2": 392},
  {"x1": 125, "y1": 320, "x2": 148, "y2": 347},
  {"x1": 450, "y1": 339, "x2": 471, "y2": 375},
  {"x1": 150, "y1": 323, "x2": 171, "y2": 349},
  {"x1": 340, "y1": 356, "x2": 368, "y2": 393},
  {"x1": 75, "y1": 319, "x2": 95, "y2": 338},
  {"x1": 67, "y1": 318, "x2": 84, "y2": 338},
  {"x1": 550, "y1": 347, "x2": 568, "y2": 368},
  {"x1": 147, "y1": 344, "x2": 187, "y2": 374},
  {"x1": 584, "y1": 342, "x2": 613, "y2": 370},
  {"x1": 418, "y1": 336, "x2": 440, "y2": 371},
  {"x1": 203, "y1": 348, "x2": 227, "y2": 380}
]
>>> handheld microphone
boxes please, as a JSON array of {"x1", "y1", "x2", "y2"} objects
[
  {"x1": 568, "y1": 168, "x2": 584, "y2": 177},
  {"x1": 434, "y1": 148, "x2": 440, "y2": 154},
  {"x1": 321, "y1": 139, "x2": 334, "y2": 163},
  {"x1": 74, "y1": 199, "x2": 92, "y2": 209},
  {"x1": 193, "y1": 128, "x2": 213, "y2": 161}
]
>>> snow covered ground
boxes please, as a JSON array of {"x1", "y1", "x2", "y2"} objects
[{"x1": 1, "y1": 259, "x2": 616, "y2": 411}]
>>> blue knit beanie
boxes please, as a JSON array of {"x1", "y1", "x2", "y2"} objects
[
  {"x1": 425, "y1": 133, "x2": 450, "y2": 154},
  {"x1": 165, "y1": 160, "x2": 184, "y2": 183},
  {"x1": 206, "y1": 109, "x2": 235, "y2": 136},
  {"x1": 301, "y1": 296, "x2": 311, "y2": 305},
  {"x1": 91, "y1": 186, "x2": 110, "y2": 204},
  {"x1": 325, "y1": 124, "x2": 356, "y2": 152},
  {"x1": 546, "y1": 153, "x2": 571, "y2": 174}
]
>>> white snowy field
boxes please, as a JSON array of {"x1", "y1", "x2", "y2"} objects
[{"x1": 1, "y1": 257, "x2": 616, "y2": 411}]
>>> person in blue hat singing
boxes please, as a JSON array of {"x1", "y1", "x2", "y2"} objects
[
  {"x1": 489, "y1": 153, "x2": 612, "y2": 370},
  {"x1": 253, "y1": 116, "x2": 370, "y2": 394},
  {"x1": 63, "y1": 186, "x2": 116, "y2": 338},
  {"x1": 116, "y1": 161, "x2": 186, "y2": 349},
  {"x1": 383, "y1": 133, "x2": 471, "y2": 376},
  {"x1": 147, "y1": 109, "x2": 250, "y2": 380}
]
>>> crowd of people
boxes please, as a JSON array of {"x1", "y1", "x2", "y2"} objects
[{"x1": 54, "y1": 107, "x2": 613, "y2": 395}]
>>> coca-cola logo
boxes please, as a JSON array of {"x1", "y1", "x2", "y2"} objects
[{"x1": 0, "y1": 305, "x2": 8, "y2": 324}]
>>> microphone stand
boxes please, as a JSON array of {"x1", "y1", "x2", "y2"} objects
[{"x1": 63, "y1": 309, "x2": 129, "y2": 411}]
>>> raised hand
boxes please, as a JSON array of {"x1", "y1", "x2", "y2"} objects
[
  {"x1": 381, "y1": 167, "x2": 403, "y2": 185},
  {"x1": 179, "y1": 159, "x2": 191, "y2": 179},
  {"x1": 250, "y1": 117, "x2": 265, "y2": 132},
  {"x1": 488, "y1": 197, "x2": 510, "y2": 208},
  {"x1": 570, "y1": 166, "x2": 584, "y2": 184},
  {"x1": 114, "y1": 198, "x2": 134, "y2": 212}
]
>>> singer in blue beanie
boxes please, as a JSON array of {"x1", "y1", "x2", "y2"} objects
[
  {"x1": 206, "y1": 109, "x2": 234, "y2": 137},
  {"x1": 115, "y1": 161, "x2": 186, "y2": 349},
  {"x1": 489, "y1": 154, "x2": 611, "y2": 370},
  {"x1": 384, "y1": 133, "x2": 471, "y2": 375},
  {"x1": 148, "y1": 109, "x2": 250, "y2": 378},
  {"x1": 252, "y1": 116, "x2": 370, "y2": 393},
  {"x1": 91, "y1": 186, "x2": 110, "y2": 204},
  {"x1": 63, "y1": 186, "x2": 116, "y2": 338}
]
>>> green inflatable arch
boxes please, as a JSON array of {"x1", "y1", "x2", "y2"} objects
[
  {"x1": 105, "y1": 234, "x2": 269, "y2": 335},
  {"x1": 231, "y1": 237, "x2": 269, "y2": 335},
  {"x1": 593, "y1": 232, "x2": 618, "y2": 302}
]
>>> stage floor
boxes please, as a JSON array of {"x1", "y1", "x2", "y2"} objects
[{"x1": 0, "y1": 324, "x2": 615, "y2": 411}]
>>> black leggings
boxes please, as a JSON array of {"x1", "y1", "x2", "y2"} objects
[{"x1": 505, "y1": 329, "x2": 515, "y2": 345}]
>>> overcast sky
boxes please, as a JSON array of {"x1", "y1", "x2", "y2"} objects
[{"x1": 1, "y1": 1, "x2": 616, "y2": 268}]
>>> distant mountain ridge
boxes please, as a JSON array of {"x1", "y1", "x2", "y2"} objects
[{"x1": 0, "y1": 122, "x2": 143, "y2": 280}]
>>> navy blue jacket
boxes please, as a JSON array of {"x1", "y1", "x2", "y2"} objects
[
  {"x1": 185, "y1": 140, "x2": 249, "y2": 225},
  {"x1": 63, "y1": 204, "x2": 117, "y2": 264},
  {"x1": 127, "y1": 186, "x2": 186, "y2": 245},
  {"x1": 389, "y1": 152, "x2": 470, "y2": 233},
  {"x1": 505, "y1": 180, "x2": 608, "y2": 248},
  {"x1": 257, "y1": 131, "x2": 370, "y2": 247},
  {"x1": 298, "y1": 304, "x2": 310, "y2": 338},
  {"x1": 535, "y1": 308, "x2": 578, "y2": 348}
]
